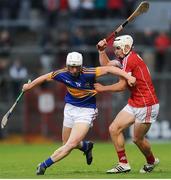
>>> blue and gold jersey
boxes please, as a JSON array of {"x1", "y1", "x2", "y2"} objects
[{"x1": 50, "y1": 67, "x2": 100, "y2": 108}]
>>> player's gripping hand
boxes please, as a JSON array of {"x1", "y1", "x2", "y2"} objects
[
  {"x1": 94, "y1": 83, "x2": 106, "y2": 93},
  {"x1": 22, "y1": 82, "x2": 32, "y2": 92},
  {"x1": 127, "y1": 76, "x2": 136, "y2": 87},
  {"x1": 97, "y1": 39, "x2": 107, "y2": 52}
]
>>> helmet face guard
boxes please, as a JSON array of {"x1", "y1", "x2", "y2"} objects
[
  {"x1": 113, "y1": 35, "x2": 133, "y2": 55},
  {"x1": 66, "y1": 52, "x2": 83, "y2": 67}
]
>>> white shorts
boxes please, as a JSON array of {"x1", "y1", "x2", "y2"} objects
[
  {"x1": 122, "y1": 104, "x2": 159, "y2": 123},
  {"x1": 63, "y1": 103, "x2": 98, "y2": 128}
]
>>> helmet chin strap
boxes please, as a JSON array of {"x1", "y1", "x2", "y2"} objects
[{"x1": 123, "y1": 46, "x2": 132, "y2": 55}]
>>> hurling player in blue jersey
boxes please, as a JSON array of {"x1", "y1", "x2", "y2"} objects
[{"x1": 22, "y1": 52, "x2": 136, "y2": 175}]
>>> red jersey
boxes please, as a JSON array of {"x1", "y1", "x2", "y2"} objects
[{"x1": 121, "y1": 51, "x2": 159, "y2": 107}]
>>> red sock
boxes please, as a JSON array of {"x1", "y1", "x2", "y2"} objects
[
  {"x1": 117, "y1": 149, "x2": 128, "y2": 164},
  {"x1": 146, "y1": 152, "x2": 155, "y2": 164}
]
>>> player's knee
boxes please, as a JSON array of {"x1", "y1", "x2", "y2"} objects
[
  {"x1": 65, "y1": 140, "x2": 79, "y2": 151},
  {"x1": 109, "y1": 124, "x2": 118, "y2": 136},
  {"x1": 132, "y1": 136, "x2": 142, "y2": 145}
]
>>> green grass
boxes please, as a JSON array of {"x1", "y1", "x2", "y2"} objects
[{"x1": 0, "y1": 142, "x2": 171, "y2": 178}]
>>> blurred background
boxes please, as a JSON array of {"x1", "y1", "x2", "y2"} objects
[{"x1": 0, "y1": 0, "x2": 171, "y2": 143}]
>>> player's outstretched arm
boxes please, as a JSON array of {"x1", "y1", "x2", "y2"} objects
[
  {"x1": 107, "y1": 66, "x2": 136, "y2": 87},
  {"x1": 22, "y1": 72, "x2": 52, "y2": 92},
  {"x1": 94, "y1": 78, "x2": 127, "y2": 93},
  {"x1": 97, "y1": 66, "x2": 136, "y2": 87}
]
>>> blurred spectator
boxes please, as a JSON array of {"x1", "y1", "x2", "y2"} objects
[
  {"x1": 0, "y1": 30, "x2": 12, "y2": 58},
  {"x1": 59, "y1": 0, "x2": 68, "y2": 12},
  {"x1": 141, "y1": 29, "x2": 156, "y2": 73},
  {"x1": 143, "y1": 28, "x2": 154, "y2": 46},
  {"x1": 43, "y1": 0, "x2": 59, "y2": 27},
  {"x1": 0, "y1": 63, "x2": 8, "y2": 103},
  {"x1": 7, "y1": 0, "x2": 21, "y2": 20},
  {"x1": 0, "y1": 0, "x2": 20, "y2": 20},
  {"x1": 94, "y1": 0, "x2": 107, "y2": 19},
  {"x1": 57, "y1": 0, "x2": 69, "y2": 21},
  {"x1": 39, "y1": 30, "x2": 54, "y2": 48},
  {"x1": 0, "y1": 30, "x2": 12, "y2": 76},
  {"x1": 31, "y1": 0, "x2": 43, "y2": 10},
  {"x1": 124, "y1": 0, "x2": 136, "y2": 18},
  {"x1": 71, "y1": 27, "x2": 85, "y2": 46},
  {"x1": 56, "y1": 31, "x2": 70, "y2": 67},
  {"x1": 40, "y1": 52, "x2": 55, "y2": 74},
  {"x1": 9, "y1": 59, "x2": 28, "y2": 98},
  {"x1": 154, "y1": 32, "x2": 171, "y2": 73},
  {"x1": 0, "y1": 59, "x2": 8, "y2": 76},
  {"x1": 39, "y1": 30, "x2": 55, "y2": 73},
  {"x1": 86, "y1": 28, "x2": 100, "y2": 66},
  {"x1": 0, "y1": 31, "x2": 11, "y2": 102},
  {"x1": 0, "y1": 0, "x2": 5, "y2": 19},
  {"x1": 80, "y1": 0, "x2": 95, "y2": 19},
  {"x1": 107, "y1": 0, "x2": 124, "y2": 18},
  {"x1": 30, "y1": 0, "x2": 44, "y2": 30},
  {"x1": 57, "y1": 31, "x2": 70, "y2": 49},
  {"x1": 68, "y1": 0, "x2": 80, "y2": 18},
  {"x1": 18, "y1": 0, "x2": 31, "y2": 21}
]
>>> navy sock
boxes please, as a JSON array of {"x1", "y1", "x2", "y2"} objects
[
  {"x1": 41, "y1": 157, "x2": 54, "y2": 169},
  {"x1": 79, "y1": 141, "x2": 89, "y2": 152}
]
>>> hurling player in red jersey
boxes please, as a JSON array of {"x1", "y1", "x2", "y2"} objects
[{"x1": 95, "y1": 35, "x2": 160, "y2": 173}]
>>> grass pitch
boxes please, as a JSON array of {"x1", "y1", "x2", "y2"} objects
[{"x1": 0, "y1": 142, "x2": 171, "y2": 179}]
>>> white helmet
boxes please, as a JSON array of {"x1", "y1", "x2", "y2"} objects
[
  {"x1": 113, "y1": 35, "x2": 133, "y2": 54},
  {"x1": 66, "y1": 52, "x2": 83, "y2": 66}
]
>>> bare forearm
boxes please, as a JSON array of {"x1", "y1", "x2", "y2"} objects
[
  {"x1": 29, "y1": 75, "x2": 47, "y2": 89},
  {"x1": 102, "y1": 83, "x2": 126, "y2": 92},
  {"x1": 107, "y1": 66, "x2": 131, "y2": 80},
  {"x1": 99, "y1": 51, "x2": 110, "y2": 66},
  {"x1": 23, "y1": 73, "x2": 51, "y2": 91}
]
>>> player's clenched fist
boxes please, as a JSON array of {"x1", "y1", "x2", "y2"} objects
[
  {"x1": 128, "y1": 76, "x2": 136, "y2": 87},
  {"x1": 22, "y1": 83, "x2": 31, "y2": 92},
  {"x1": 94, "y1": 83, "x2": 106, "y2": 93},
  {"x1": 97, "y1": 39, "x2": 107, "y2": 51}
]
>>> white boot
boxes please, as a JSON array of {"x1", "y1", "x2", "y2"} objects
[
  {"x1": 140, "y1": 158, "x2": 159, "y2": 173},
  {"x1": 106, "y1": 162, "x2": 131, "y2": 174}
]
